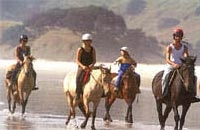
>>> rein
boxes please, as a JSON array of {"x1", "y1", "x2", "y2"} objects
[
  {"x1": 168, "y1": 68, "x2": 185, "y2": 87},
  {"x1": 90, "y1": 69, "x2": 109, "y2": 87},
  {"x1": 176, "y1": 69, "x2": 185, "y2": 83}
]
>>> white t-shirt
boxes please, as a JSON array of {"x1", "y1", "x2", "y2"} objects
[{"x1": 169, "y1": 43, "x2": 185, "y2": 65}]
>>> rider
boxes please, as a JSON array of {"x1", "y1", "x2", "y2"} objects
[
  {"x1": 162, "y1": 28, "x2": 189, "y2": 97},
  {"x1": 9, "y1": 34, "x2": 38, "y2": 90},
  {"x1": 114, "y1": 46, "x2": 140, "y2": 93},
  {"x1": 75, "y1": 33, "x2": 96, "y2": 100}
]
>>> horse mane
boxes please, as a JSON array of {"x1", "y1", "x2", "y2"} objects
[
  {"x1": 174, "y1": 56, "x2": 196, "y2": 91},
  {"x1": 123, "y1": 67, "x2": 134, "y2": 76}
]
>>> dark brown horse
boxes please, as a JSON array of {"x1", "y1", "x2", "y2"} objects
[
  {"x1": 103, "y1": 67, "x2": 139, "y2": 123},
  {"x1": 152, "y1": 56, "x2": 200, "y2": 130}
]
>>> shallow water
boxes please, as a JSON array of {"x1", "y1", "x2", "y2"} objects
[{"x1": 0, "y1": 61, "x2": 200, "y2": 130}]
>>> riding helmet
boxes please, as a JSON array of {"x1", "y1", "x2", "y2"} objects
[
  {"x1": 82, "y1": 33, "x2": 92, "y2": 41},
  {"x1": 173, "y1": 28, "x2": 184, "y2": 39}
]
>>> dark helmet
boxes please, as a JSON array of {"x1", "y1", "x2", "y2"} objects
[
  {"x1": 20, "y1": 34, "x2": 28, "y2": 42},
  {"x1": 173, "y1": 28, "x2": 184, "y2": 39}
]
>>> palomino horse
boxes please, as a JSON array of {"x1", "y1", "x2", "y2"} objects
[
  {"x1": 63, "y1": 65, "x2": 112, "y2": 130},
  {"x1": 152, "y1": 56, "x2": 200, "y2": 130},
  {"x1": 103, "y1": 67, "x2": 139, "y2": 123},
  {"x1": 5, "y1": 55, "x2": 35, "y2": 116}
]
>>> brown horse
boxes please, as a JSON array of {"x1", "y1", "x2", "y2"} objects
[
  {"x1": 5, "y1": 55, "x2": 35, "y2": 116},
  {"x1": 103, "y1": 67, "x2": 139, "y2": 123},
  {"x1": 63, "y1": 65, "x2": 112, "y2": 130},
  {"x1": 152, "y1": 56, "x2": 200, "y2": 130}
]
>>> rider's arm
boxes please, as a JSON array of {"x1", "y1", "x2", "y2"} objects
[
  {"x1": 114, "y1": 57, "x2": 122, "y2": 64},
  {"x1": 15, "y1": 47, "x2": 23, "y2": 64}
]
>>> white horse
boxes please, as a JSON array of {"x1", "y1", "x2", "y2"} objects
[{"x1": 63, "y1": 65, "x2": 112, "y2": 130}]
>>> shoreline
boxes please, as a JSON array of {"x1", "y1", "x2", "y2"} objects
[{"x1": 1, "y1": 59, "x2": 200, "y2": 89}]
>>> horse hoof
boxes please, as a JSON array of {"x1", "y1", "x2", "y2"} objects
[
  {"x1": 80, "y1": 123, "x2": 86, "y2": 129},
  {"x1": 91, "y1": 126, "x2": 96, "y2": 130}
]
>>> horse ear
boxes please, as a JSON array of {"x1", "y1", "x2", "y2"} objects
[
  {"x1": 109, "y1": 64, "x2": 111, "y2": 72},
  {"x1": 193, "y1": 56, "x2": 197, "y2": 62},
  {"x1": 30, "y1": 55, "x2": 36, "y2": 61},
  {"x1": 180, "y1": 57, "x2": 186, "y2": 63}
]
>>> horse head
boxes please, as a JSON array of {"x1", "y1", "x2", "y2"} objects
[
  {"x1": 22, "y1": 55, "x2": 35, "y2": 76},
  {"x1": 179, "y1": 56, "x2": 197, "y2": 91},
  {"x1": 99, "y1": 65, "x2": 112, "y2": 96},
  {"x1": 121, "y1": 67, "x2": 135, "y2": 89}
]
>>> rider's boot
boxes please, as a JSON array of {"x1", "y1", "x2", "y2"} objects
[
  {"x1": 32, "y1": 71, "x2": 39, "y2": 90},
  {"x1": 75, "y1": 85, "x2": 82, "y2": 100},
  {"x1": 162, "y1": 76, "x2": 169, "y2": 99}
]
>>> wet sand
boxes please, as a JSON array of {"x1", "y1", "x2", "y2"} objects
[{"x1": 0, "y1": 61, "x2": 200, "y2": 130}]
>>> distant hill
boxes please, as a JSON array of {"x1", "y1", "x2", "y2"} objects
[
  {"x1": 0, "y1": 6, "x2": 164, "y2": 64},
  {"x1": 2, "y1": 0, "x2": 200, "y2": 64}
]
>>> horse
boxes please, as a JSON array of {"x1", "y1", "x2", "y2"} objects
[
  {"x1": 103, "y1": 67, "x2": 139, "y2": 123},
  {"x1": 152, "y1": 56, "x2": 200, "y2": 130},
  {"x1": 5, "y1": 55, "x2": 35, "y2": 116},
  {"x1": 63, "y1": 65, "x2": 112, "y2": 130}
]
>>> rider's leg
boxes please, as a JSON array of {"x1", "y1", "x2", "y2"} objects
[
  {"x1": 9, "y1": 63, "x2": 20, "y2": 88},
  {"x1": 114, "y1": 70, "x2": 123, "y2": 91},
  {"x1": 134, "y1": 72, "x2": 141, "y2": 93},
  {"x1": 32, "y1": 69, "x2": 38, "y2": 90},
  {"x1": 162, "y1": 67, "x2": 173, "y2": 97},
  {"x1": 75, "y1": 68, "x2": 85, "y2": 100}
]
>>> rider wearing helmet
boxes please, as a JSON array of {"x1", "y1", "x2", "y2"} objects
[
  {"x1": 75, "y1": 33, "x2": 96, "y2": 100},
  {"x1": 113, "y1": 46, "x2": 140, "y2": 93},
  {"x1": 9, "y1": 34, "x2": 38, "y2": 90},
  {"x1": 162, "y1": 28, "x2": 189, "y2": 98}
]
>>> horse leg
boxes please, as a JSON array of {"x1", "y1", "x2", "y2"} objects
[
  {"x1": 91, "y1": 102, "x2": 100, "y2": 130},
  {"x1": 162, "y1": 104, "x2": 172, "y2": 129},
  {"x1": 65, "y1": 93, "x2": 74, "y2": 125},
  {"x1": 125, "y1": 103, "x2": 133, "y2": 123},
  {"x1": 6, "y1": 87, "x2": 12, "y2": 113},
  {"x1": 80, "y1": 99, "x2": 89, "y2": 129},
  {"x1": 21, "y1": 92, "x2": 29, "y2": 115},
  {"x1": 172, "y1": 105, "x2": 180, "y2": 130},
  {"x1": 12, "y1": 100, "x2": 17, "y2": 114},
  {"x1": 66, "y1": 113, "x2": 72, "y2": 125},
  {"x1": 155, "y1": 100, "x2": 165, "y2": 130},
  {"x1": 18, "y1": 86, "x2": 23, "y2": 105},
  {"x1": 66, "y1": 107, "x2": 75, "y2": 126},
  {"x1": 103, "y1": 95, "x2": 116, "y2": 122},
  {"x1": 78, "y1": 102, "x2": 86, "y2": 117},
  {"x1": 179, "y1": 103, "x2": 191, "y2": 130}
]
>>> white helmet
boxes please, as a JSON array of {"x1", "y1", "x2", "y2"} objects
[
  {"x1": 120, "y1": 46, "x2": 129, "y2": 53},
  {"x1": 82, "y1": 33, "x2": 92, "y2": 41}
]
